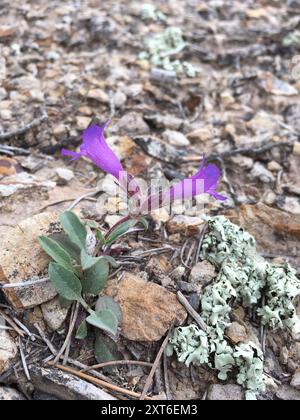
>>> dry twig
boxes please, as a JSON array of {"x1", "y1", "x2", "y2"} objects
[
  {"x1": 177, "y1": 291, "x2": 208, "y2": 332},
  {"x1": 54, "y1": 363, "x2": 154, "y2": 400},
  {"x1": 140, "y1": 328, "x2": 173, "y2": 400}
]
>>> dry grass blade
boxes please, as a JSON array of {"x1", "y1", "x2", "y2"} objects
[
  {"x1": 140, "y1": 328, "x2": 173, "y2": 400},
  {"x1": 81, "y1": 360, "x2": 153, "y2": 372}
]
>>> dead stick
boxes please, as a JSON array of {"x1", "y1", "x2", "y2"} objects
[
  {"x1": 177, "y1": 291, "x2": 208, "y2": 332},
  {"x1": 0, "y1": 111, "x2": 48, "y2": 141},
  {"x1": 54, "y1": 363, "x2": 153, "y2": 400},
  {"x1": 81, "y1": 360, "x2": 153, "y2": 372},
  {"x1": 0, "y1": 310, "x2": 25, "y2": 337},
  {"x1": 140, "y1": 329, "x2": 172, "y2": 400},
  {"x1": 53, "y1": 302, "x2": 78, "y2": 365}
]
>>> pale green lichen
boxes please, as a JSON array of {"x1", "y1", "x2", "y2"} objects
[
  {"x1": 139, "y1": 27, "x2": 198, "y2": 77},
  {"x1": 141, "y1": 4, "x2": 166, "y2": 22},
  {"x1": 282, "y1": 30, "x2": 300, "y2": 47},
  {"x1": 169, "y1": 216, "x2": 300, "y2": 400}
]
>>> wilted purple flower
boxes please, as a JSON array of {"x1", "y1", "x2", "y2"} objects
[
  {"x1": 140, "y1": 157, "x2": 226, "y2": 212},
  {"x1": 62, "y1": 121, "x2": 123, "y2": 180}
]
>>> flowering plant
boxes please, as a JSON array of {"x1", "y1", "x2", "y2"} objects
[
  {"x1": 38, "y1": 121, "x2": 226, "y2": 364},
  {"x1": 62, "y1": 121, "x2": 226, "y2": 230}
]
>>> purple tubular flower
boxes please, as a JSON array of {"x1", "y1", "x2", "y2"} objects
[
  {"x1": 62, "y1": 121, "x2": 123, "y2": 180},
  {"x1": 140, "y1": 157, "x2": 226, "y2": 212}
]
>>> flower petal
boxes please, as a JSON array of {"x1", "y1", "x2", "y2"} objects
[
  {"x1": 81, "y1": 122, "x2": 123, "y2": 179},
  {"x1": 61, "y1": 149, "x2": 83, "y2": 161},
  {"x1": 62, "y1": 121, "x2": 124, "y2": 180}
]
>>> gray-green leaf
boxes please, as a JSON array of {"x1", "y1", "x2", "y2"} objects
[
  {"x1": 96, "y1": 296, "x2": 122, "y2": 323},
  {"x1": 94, "y1": 333, "x2": 121, "y2": 369},
  {"x1": 76, "y1": 319, "x2": 88, "y2": 340},
  {"x1": 86, "y1": 309, "x2": 118, "y2": 335},
  {"x1": 83, "y1": 258, "x2": 109, "y2": 295},
  {"x1": 48, "y1": 262, "x2": 82, "y2": 301},
  {"x1": 60, "y1": 211, "x2": 87, "y2": 250},
  {"x1": 105, "y1": 219, "x2": 136, "y2": 246},
  {"x1": 38, "y1": 236, "x2": 73, "y2": 270}
]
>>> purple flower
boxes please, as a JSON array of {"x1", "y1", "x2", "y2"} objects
[
  {"x1": 62, "y1": 121, "x2": 123, "y2": 180},
  {"x1": 140, "y1": 157, "x2": 226, "y2": 212}
]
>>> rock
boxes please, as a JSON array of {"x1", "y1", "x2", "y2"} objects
[
  {"x1": 112, "y1": 91, "x2": 127, "y2": 109},
  {"x1": 259, "y1": 72, "x2": 298, "y2": 96},
  {"x1": 29, "y1": 365, "x2": 116, "y2": 400},
  {"x1": 230, "y1": 155, "x2": 254, "y2": 170},
  {"x1": 190, "y1": 261, "x2": 216, "y2": 287},
  {"x1": 263, "y1": 191, "x2": 277, "y2": 206},
  {"x1": 134, "y1": 135, "x2": 186, "y2": 163},
  {"x1": 166, "y1": 215, "x2": 204, "y2": 236},
  {"x1": 251, "y1": 162, "x2": 275, "y2": 183},
  {"x1": 187, "y1": 126, "x2": 214, "y2": 143},
  {"x1": 0, "y1": 87, "x2": 7, "y2": 100},
  {"x1": 225, "y1": 203, "x2": 300, "y2": 270},
  {"x1": 291, "y1": 368, "x2": 300, "y2": 390},
  {"x1": 19, "y1": 156, "x2": 45, "y2": 172},
  {"x1": 293, "y1": 142, "x2": 300, "y2": 157},
  {"x1": 276, "y1": 385, "x2": 300, "y2": 400},
  {"x1": 87, "y1": 88, "x2": 109, "y2": 103},
  {"x1": 220, "y1": 89, "x2": 235, "y2": 105},
  {"x1": 277, "y1": 196, "x2": 300, "y2": 215},
  {"x1": 55, "y1": 168, "x2": 74, "y2": 185},
  {"x1": 162, "y1": 130, "x2": 190, "y2": 147},
  {"x1": 207, "y1": 384, "x2": 243, "y2": 400},
  {"x1": 0, "y1": 329, "x2": 18, "y2": 374},
  {"x1": 53, "y1": 124, "x2": 68, "y2": 140},
  {"x1": 123, "y1": 83, "x2": 143, "y2": 98},
  {"x1": 148, "y1": 115, "x2": 183, "y2": 130},
  {"x1": 0, "y1": 386, "x2": 25, "y2": 400},
  {"x1": 0, "y1": 172, "x2": 55, "y2": 199},
  {"x1": 76, "y1": 116, "x2": 92, "y2": 130},
  {"x1": 106, "y1": 136, "x2": 136, "y2": 161},
  {"x1": 41, "y1": 297, "x2": 69, "y2": 331},
  {"x1": 0, "y1": 212, "x2": 58, "y2": 310},
  {"x1": 170, "y1": 266, "x2": 186, "y2": 281},
  {"x1": 247, "y1": 111, "x2": 282, "y2": 135},
  {"x1": 114, "y1": 112, "x2": 149, "y2": 135},
  {"x1": 105, "y1": 273, "x2": 187, "y2": 341},
  {"x1": 0, "y1": 109, "x2": 12, "y2": 120},
  {"x1": 267, "y1": 161, "x2": 282, "y2": 172},
  {"x1": 225, "y1": 322, "x2": 248, "y2": 344}
]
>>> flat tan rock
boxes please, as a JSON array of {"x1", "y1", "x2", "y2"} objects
[
  {"x1": 105, "y1": 273, "x2": 187, "y2": 341},
  {"x1": 0, "y1": 212, "x2": 59, "y2": 310}
]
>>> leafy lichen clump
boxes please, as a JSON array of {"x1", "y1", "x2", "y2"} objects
[
  {"x1": 140, "y1": 27, "x2": 198, "y2": 77},
  {"x1": 141, "y1": 4, "x2": 166, "y2": 22},
  {"x1": 168, "y1": 216, "x2": 300, "y2": 400}
]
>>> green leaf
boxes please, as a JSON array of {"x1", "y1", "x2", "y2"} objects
[
  {"x1": 94, "y1": 333, "x2": 121, "y2": 370},
  {"x1": 96, "y1": 296, "x2": 122, "y2": 323},
  {"x1": 83, "y1": 258, "x2": 109, "y2": 295},
  {"x1": 139, "y1": 216, "x2": 149, "y2": 230},
  {"x1": 86, "y1": 309, "x2": 118, "y2": 335},
  {"x1": 81, "y1": 249, "x2": 100, "y2": 270},
  {"x1": 105, "y1": 219, "x2": 137, "y2": 246},
  {"x1": 96, "y1": 229, "x2": 105, "y2": 245},
  {"x1": 38, "y1": 236, "x2": 73, "y2": 270},
  {"x1": 102, "y1": 255, "x2": 119, "y2": 268},
  {"x1": 76, "y1": 319, "x2": 88, "y2": 340},
  {"x1": 48, "y1": 263, "x2": 82, "y2": 301},
  {"x1": 49, "y1": 233, "x2": 81, "y2": 263},
  {"x1": 85, "y1": 220, "x2": 99, "y2": 229},
  {"x1": 60, "y1": 211, "x2": 87, "y2": 250},
  {"x1": 58, "y1": 295, "x2": 73, "y2": 309}
]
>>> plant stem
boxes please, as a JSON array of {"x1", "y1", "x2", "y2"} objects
[{"x1": 78, "y1": 298, "x2": 94, "y2": 315}]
